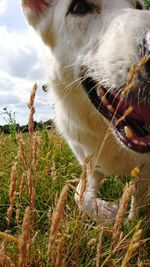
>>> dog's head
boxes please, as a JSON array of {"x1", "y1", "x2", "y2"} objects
[{"x1": 22, "y1": 0, "x2": 150, "y2": 154}]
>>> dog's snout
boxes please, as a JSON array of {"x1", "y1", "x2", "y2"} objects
[
  {"x1": 141, "y1": 31, "x2": 150, "y2": 57},
  {"x1": 138, "y1": 31, "x2": 150, "y2": 75},
  {"x1": 145, "y1": 32, "x2": 150, "y2": 55}
]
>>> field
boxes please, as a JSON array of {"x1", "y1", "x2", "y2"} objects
[{"x1": 0, "y1": 85, "x2": 150, "y2": 267}]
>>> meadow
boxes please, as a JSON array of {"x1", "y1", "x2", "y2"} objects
[{"x1": 0, "y1": 84, "x2": 150, "y2": 267}]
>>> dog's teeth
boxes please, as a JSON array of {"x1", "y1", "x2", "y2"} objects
[
  {"x1": 132, "y1": 139, "x2": 146, "y2": 146},
  {"x1": 133, "y1": 139, "x2": 139, "y2": 145},
  {"x1": 107, "y1": 105, "x2": 115, "y2": 113},
  {"x1": 139, "y1": 141, "x2": 146, "y2": 146},
  {"x1": 124, "y1": 126, "x2": 133, "y2": 140},
  {"x1": 98, "y1": 88, "x2": 105, "y2": 97}
]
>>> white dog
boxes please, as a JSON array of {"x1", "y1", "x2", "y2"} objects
[{"x1": 22, "y1": 0, "x2": 150, "y2": 224}]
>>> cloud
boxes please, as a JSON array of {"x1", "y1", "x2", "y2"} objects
[
  {"x1": 0, "y1": 0, "x2": 27, "y2": 31},
  {"x1": 0, "y1": 0, "x2": 54, "y2": 125},
  {"x1": 0, "y1": 69, "x2": 52, "y2": 123},
  {"x1": 0, "y1": 94, "x2": 20, "y2": 105},
  {"x1": 0, "y1": 0, "x2": 7, "y2": 15},
  {"x1": 0, "y1": 26, "x2": 45, "y2": 80}
]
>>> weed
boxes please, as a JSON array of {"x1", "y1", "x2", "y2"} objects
[{"x1": 0, "y1": 84, "x2": 150, "y2": 266}]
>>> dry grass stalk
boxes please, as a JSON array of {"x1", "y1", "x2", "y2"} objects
[
  {"x1": 18, "y1": 134, "x2": 28, "y2": 168},
  {"x1": 19, "y1": 173, "x2": 26, "y2": 201},
  {"x1": 87, "y1": 238, "x2": 97, "y2": 247},
  {"x1": 6, "y1": 162, "x2": 17, "y2": 223},
  {"x1": 121, "y1": 55, "x2": 150, "y2": 98},
  {"x1": 51, "y1": 160, "x2": 57, "y2": 181},
  {"x1": 15, "y1": 205, "x2": 20, "y2": 225},
  {"x1": 115, "y1": 106, "x2": 133, "y2": 127},
  {"x1": 0, "y1": 243, "x2": 15, "y2": 267},
  {"x1": 79, "y1": 157, "x2": 91, "y2": 204},
  {"x1": 0, "y1": 232, "x2": 18, "y2": 246},
  {"x1": 61, "y1": 246, "x2": 70, "y2": 267},
  {"x1": 138, "y1": 258, "x2": 143, "y2": 267},
  {"x1": 74, "y1": 230, "x2": 80, "y2": 267},
  {"x1": 121, "y1": 221, "x2": 142, "y2": 267},
  {"x1": 27, "y1": 170, "x2": 36, "y2": 208},
  {"x1": 32, "y1": 132, "x2": 40, "y2": 167},
  {"x1": 19, "y1": 206, "x2": 31, "y2": 267},
  {"x1": 28, "y1": 83, "x2": 37, "y2": 135},
  {"x1": 47, "y1": 185, "x2": 68, "y2": 260},
  {"x1": 95, "y1": 55, "x2": 150, "y2": 170},
  {"x1": 54, "y1": 237, "x2": 64, "y2": 267},
  {"x1": 111, "y1": 183, "x2": 136, "y2": 251},
  {"x1": 54, "y1": 191, "x2": 59, "y2": 207},
  {"x1": 67, "y1": 178, "x2": 79, "y2": 185},
  {"x1": 47, "y1": 208, "x2": 52, "y2": 223},
  {"x1": 96, "y1": 226, "x2": 104, "y2": 267}
]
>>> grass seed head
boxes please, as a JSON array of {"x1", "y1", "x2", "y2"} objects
[
  {"x1": 18, "y1": 134, "x2": 28, "y2": 168},
  {"x1": 19, "y1": 173, "x2": 26, "y2": 201},
  {"x1": 27, "y1": 170, "x2": 36, "y2": 208},
  {"x1": 6, "y1": 162, "x2": 17, "y2": 223},
  {"x1": 111, "y1": 183, "x2": 136, "y2": 251},
  {"x1": 19, "y1": 206, "x2": 31, "y2": 267},
  {"x1": 47, "y1": 185, "x2": 68, "y2": 260},
  {"x1": 54, "y1": 237, "x2": 64, "y2": 267},
  {"x1": 96, "y1": 227, "x2": 104, "y2": 267},
  {"x1": 0, "y1": 243, "x2": 15, "y2": 267},
  {"x1": 121, "y1": 221, "x2": 142, "y2": 267},
  {"x1": 28, "y1": 83, "x2": 37, "y2": 135},
  {"x1": 32, "y1": 132, "x2": 40, "y2": 168}
]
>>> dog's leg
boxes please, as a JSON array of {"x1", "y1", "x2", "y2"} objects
[{"x1": 75, "y1": 168, "x2": 118, "y2": 225}]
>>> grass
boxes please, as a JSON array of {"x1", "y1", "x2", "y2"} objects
[{"x1": 0, "y1": 84, "x2": 150, "y2": 266}]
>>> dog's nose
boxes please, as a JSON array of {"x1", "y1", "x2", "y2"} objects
[{"x1": 139, "y1": 31, "x2": 150, "y2": 75}]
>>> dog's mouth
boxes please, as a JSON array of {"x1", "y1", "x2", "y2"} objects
[{"x1": 82, "y1": 77, "x2": 150, "y2": 153}]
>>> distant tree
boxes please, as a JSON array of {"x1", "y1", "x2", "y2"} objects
[{"x1": 145, "y1": 0, "x2": 150, "y2": 9}]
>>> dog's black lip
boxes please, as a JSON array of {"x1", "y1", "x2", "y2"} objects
[
  {"x1": 82, "y1": 76, "x2": 150, "y2": 153},
  {"x1": 82, "y1": 77, "x2": 112, "y2": 120}
]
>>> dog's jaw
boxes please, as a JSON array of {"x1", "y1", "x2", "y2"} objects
[{"x1": 82, "y1": 74, "x2": 150, "y2": 154}]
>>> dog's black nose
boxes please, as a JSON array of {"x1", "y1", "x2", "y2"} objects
[{"x1": 139, "y1": 31, "x2": 150, "y2": 76}]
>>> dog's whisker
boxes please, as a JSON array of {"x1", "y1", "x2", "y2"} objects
[{"x1": 63, "y1": 62, "x2": 82, "y2": 69}]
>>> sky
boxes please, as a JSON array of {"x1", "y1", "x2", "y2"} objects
[{"x1": 0, "y1": 0, "x2": 54, "y2": 125}]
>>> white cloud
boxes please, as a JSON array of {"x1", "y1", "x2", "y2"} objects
[
  {"x1": 0, "y1": 26, "x2": 45, "y2": 80},
  {"x1": 0, "y1": 70, "x2": 53, "y2": 125},
  {"x1": 0, "y1": 0, "x2": 7, "y2": 15},
  {"x1": 0, "y1": 26, "x2": 53, "y2": 125},
  {"x1": 0, "y1": 0, "x2": 54, "y2": 125}
]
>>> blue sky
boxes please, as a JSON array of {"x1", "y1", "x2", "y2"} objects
[{"x1": 0, "y1": 0, "x2": 54, "y2": 125}]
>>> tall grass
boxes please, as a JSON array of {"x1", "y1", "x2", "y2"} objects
[{"x1": 0, "y1": 83, "x2": 150, "y2": 266}]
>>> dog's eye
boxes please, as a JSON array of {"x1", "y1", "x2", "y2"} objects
[
  {"x1": 135, "y1": 1, "x2": 143, "y2": 10},
  {"x1": 68, "y1": 0, "x2": 94, "y2": 16}
]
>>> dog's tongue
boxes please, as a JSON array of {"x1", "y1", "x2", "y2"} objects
[
  {"x1": 23, "y1": 0, "x2": 49, "y2": 13},
  {"x1": 117, "y1": 99, "x2": 150, "y2": 125}
]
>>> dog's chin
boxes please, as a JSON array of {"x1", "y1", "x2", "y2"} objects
[{"x1": 82, "y1": 76, "x2": 150, "y2": 154}]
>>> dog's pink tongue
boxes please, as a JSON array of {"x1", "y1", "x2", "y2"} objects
[
  {"x1": 115, "y1": 97, "x2": 150, "y2": 124},
  {"x1": 23, "y1": 0, "x2": 49, "y2": 13}
]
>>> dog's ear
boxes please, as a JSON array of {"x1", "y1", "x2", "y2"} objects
[
  {"x1": 21, "y1": 0, "x2": 55, "y2": 46},
  {"x1": 22, "y1": 0, "x2": 50, "y2": 27}
]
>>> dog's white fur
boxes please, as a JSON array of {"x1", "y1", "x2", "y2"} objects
[{"x1": 22, "y1": 0, "x2": 150, "y2": 224}]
